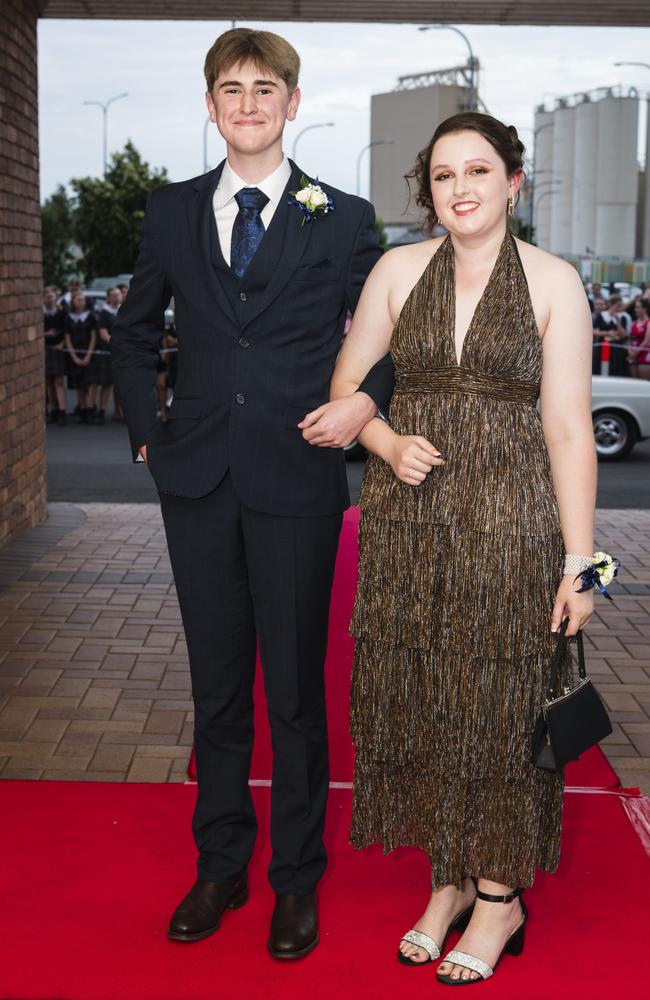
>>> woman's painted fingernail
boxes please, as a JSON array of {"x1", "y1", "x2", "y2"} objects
[{"x1": 551, "y1": 624, "x2": 557, "y2": 632}]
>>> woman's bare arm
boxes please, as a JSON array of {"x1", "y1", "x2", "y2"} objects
[
  {"x1": 330, "y1": 248, "x2": 443, "y2": 482},
  {"x1": 539, "y1": 260, "x2": 597, "y2": 633}
]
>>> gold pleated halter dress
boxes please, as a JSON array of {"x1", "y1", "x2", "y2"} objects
[{"x1": 350, "y1": 232, "x2": 573, "y2": 889}]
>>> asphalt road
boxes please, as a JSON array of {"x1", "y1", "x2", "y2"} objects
[{"x1": 46, "y1": 411, "x2": 650, "y2": 508}]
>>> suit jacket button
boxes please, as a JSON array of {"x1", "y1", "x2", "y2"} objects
[
  {"x1": 239, "y1": 291, "x2": 247, "y2": 301},
  {"x1": 235, "y1": 393, "x2": 246, "y2": 405},
  {"x1": 238, "y1": 337, "x2": 250, "y2": 349}
]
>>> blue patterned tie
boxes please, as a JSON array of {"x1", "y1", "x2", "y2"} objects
[{"x1": 230, "y1": 187, "x2": 269, "y2": 279}]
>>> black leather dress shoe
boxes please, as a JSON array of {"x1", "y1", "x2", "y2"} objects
[
  {"x1": 168, "y1": 873, "x2": 248, "y2": 942},
  {"x1": 267, "y1": 892, "x2": 319, "y2": 960}
]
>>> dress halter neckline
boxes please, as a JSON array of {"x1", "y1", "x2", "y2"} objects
[{"x1": 442, "y1": 231, "x2": 512, "y2": 367}]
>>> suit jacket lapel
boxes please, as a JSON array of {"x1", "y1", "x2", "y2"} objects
[
  {"x1": 186, "y1": 158, "x2": 318, "y2": 332},
  {"x1": 186, "y1": 162, "x2": 238, "y2": 328},
  {"x1": 241, "y1": 159, "x2": 315, "y2": 329}
]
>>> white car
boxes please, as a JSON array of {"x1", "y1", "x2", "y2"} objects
[
  {"x1": 345, "y1": 374, "x2": 650, "y2": 463},
  {"x1": 592, "y1": 375, "x2": 650, "y2": 461}
]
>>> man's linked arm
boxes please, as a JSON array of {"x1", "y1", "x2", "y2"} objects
[
  {"x1": 345, "y1": 200, "x2": 395, "y2": 416},
  {"x1": 110, "y1": 191, "x2": 172, "y2": 462}
]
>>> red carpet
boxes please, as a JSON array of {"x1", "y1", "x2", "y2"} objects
[
  {"x1": 191, "y1": 507, "x2": 621, "y2": 791},
  {"x1": 0, "y1": 781, "x2": 648, "y2": 1000}
]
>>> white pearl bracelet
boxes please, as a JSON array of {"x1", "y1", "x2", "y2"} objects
[{"x1": 563, "y1": 554, "x2": 594, "y2": 576}]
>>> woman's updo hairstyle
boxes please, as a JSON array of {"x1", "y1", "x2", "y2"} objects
[{"x1": 405, "y1": 112, "x2": 526, "y2": 235}]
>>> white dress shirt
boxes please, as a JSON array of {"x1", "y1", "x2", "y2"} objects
[{"x1": 212, "y1": 156, "x2": 292, "y2": 266}]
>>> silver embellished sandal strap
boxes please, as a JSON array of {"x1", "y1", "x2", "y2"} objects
[
  {"x1": 401, "y1": 930, "x2": 441, "y2": 960},
  {"x1": 443, "y1": 950, "x2": 493, "y2": 980}
]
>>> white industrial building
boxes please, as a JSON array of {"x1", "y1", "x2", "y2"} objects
[{"x1": 533, "y1": 88, "x2": 645, "y2": 258}]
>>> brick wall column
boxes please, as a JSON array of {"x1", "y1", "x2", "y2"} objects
[{"x1": 0, "y1": 0, "x2": 47, "y2": 545}]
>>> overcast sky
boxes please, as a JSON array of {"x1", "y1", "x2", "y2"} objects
[{"x1": 38, "y1": 18, "x2": 650, "y2": 202}]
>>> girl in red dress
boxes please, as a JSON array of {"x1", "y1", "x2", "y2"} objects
[{"x1": 628, "y1": 297, "x2": 650, "y2": 380}]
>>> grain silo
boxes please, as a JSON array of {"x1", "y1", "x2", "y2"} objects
[
  {"x1": 550, "y1": 102, "x2": 575, "y2": 255},
  {"x1": 532, "y1": 107, "x2": 554, "y2": 251},
  {"x1": 595, "y1": 93, "x2": 639, "y2": 256},
  {"x1": 571, "y1": 96, "x2": 598, "y2": 255}
]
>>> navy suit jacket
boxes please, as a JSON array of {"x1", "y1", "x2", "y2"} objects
[{"x1": 111, "y1": 158, "x2": 393, "y2": 515}]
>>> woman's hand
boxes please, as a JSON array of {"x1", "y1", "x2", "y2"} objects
[
  {"x1": 388, "y1": 435, "x2": 444, "y2": 486},
  {"x1": 551, "y1": 575, "x2": 594, "y2": 636}
]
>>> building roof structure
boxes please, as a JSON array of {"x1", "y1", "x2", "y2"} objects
[{"x1": 36, "y1": 1, "x2": 650, "y2": 26}]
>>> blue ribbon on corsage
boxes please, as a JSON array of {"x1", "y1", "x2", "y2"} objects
[
  {"x1": 288, "y1": 175, "x2": 335, "y2": 226},
  {"x1": 575, "y1": 552, "x2": 621, "y2": 601}
]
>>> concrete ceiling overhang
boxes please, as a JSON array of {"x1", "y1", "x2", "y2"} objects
[{"x1": 36, "y1": 1, "x2": 650, "y2": 27}]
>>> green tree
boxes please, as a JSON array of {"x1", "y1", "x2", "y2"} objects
[
  {"x1": 510, "y1": 216, "x2": 534, "y2": 244},
  {"x1": 41, "y1": 184, "x2": 76, "y2": 287},
  {"x1": 71, "y1": 141, "x2": 168, "y2": 282},
  {"x1": 374, "y1": 215, "x2": 389, "y2": 251}
]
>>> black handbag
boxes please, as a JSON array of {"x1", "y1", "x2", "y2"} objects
[{"x1": 532, "y1": 618, "x2": 612, "y2": 771}]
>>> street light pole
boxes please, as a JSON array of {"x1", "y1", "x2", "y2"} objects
[
  {"x1": 83, "y1": 92, "x2": 129, "y2": 177},
  {"x1": 419, "y1": 24, "x2": 477, "y2": 111},
  {"x1": 534, "y1": 189, "x2": 560, "y2": 210},
  {"x1": 356, "y1": 140, "x2": 395, "y2": 196},
  {"x1": 529, "y1": 180, "x2": 562, "y2": 236},
  {"x1": 291, "y1": 122, "x2": 334, "y2": 163},
  {"x1": 527, "y1": 121, "x2": 555, "y2": 242}
]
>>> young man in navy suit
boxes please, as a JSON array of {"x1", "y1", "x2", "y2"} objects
[{"x1": 111, "y1": 28, "x2": 391, "y2": 959}]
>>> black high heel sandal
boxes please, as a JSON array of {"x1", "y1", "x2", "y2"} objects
[
  {"x1": 397, "y1": 880, "x2": 477, "y2": 968},
  {"x1": 437, "y1": 886, "x2": 528, "y2": 985}
]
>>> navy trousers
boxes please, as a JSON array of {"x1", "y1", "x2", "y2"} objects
[{"x1": 159, "y1": 472, "x2": 342, "y2": 893}]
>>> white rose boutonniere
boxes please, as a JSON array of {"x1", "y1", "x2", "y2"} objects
[{"x1": 289, "y1": 175, "x2": 334, "y2": 226}]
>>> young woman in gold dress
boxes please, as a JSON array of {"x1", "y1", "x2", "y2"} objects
[{"x1": 331, "y1": 113, "x2": 596, "y2": 985}]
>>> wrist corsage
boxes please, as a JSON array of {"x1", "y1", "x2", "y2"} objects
[
  {"x1": 288, "y1": 175, "x2": 334, "y2": 226},
  {"x1": 564, "y1": 551, "x2": 621, "y2": 600}
]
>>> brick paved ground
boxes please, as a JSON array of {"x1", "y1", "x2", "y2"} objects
[{"x1": 0, "y1": 503, "x2": 649, "y2": 791}]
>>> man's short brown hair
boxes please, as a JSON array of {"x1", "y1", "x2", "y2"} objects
[{"x1": 204, "y1": 28, "x2": 300, "y2": 93}]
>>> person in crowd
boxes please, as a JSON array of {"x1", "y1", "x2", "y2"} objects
[
  {"x1": 108, "y1": 284, "x2": 130, "y2": 421},
  {"x1": 590, "y1": 297, "x2": 606, "y2": 373},
  {"x1": 628, "y1": 297, "x2": 650, "y2": 380},
  {"x1": 622, "y1": 291, "x2": 639, "y2": 317},
  {"x1": 63, "y1": 289, "x2": 98, "y2": 422},
  {"x1": 163, "y1": 326, "x2": 179, "y2": 400},
  {"x1": 593, "y1": 294, "x2": 629, "y2": 376},
  {"x1": 43, "y1": 286, "x2": 67, "y2": 425},
  {"x1": 587, "y1": 281, "x2": 602, "y2": 311},
  {"x1": 331, "y1": 111, "x2": 596, "y2": 986},
  {"x1": 58, "y1": 279, "x2": 82, "y2": 311},
  {"x1": 94, "y1": 286, "x2": 123, "y2": 424},
  {"x1": 614, "y1": 296, "x2": 632, "y2": 337},
  {"x1": 154, "y1": 334, "x2": 169, "y2": 424}
]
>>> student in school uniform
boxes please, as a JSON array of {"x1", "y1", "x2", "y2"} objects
[
  {"x1": 43, "y1": 286, "x2": 67, "y2": 425},
  {"x1": 94, "y1": 286, "x2": 123, "y2": 424},
  {"x1": 64, "y1": 290, "x2": 98, "y2": 422}
]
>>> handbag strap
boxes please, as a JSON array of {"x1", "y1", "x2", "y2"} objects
[{"x1": 548, "y1": 618, "x2": 586, "y2": 695}]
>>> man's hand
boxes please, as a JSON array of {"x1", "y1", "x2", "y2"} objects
[
  {"x1": 299, "y1": 392, "x2": 377, "y2": 448},
  {"x1": 138, "y1": 445, "x2": 148, "y2": 463}
]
